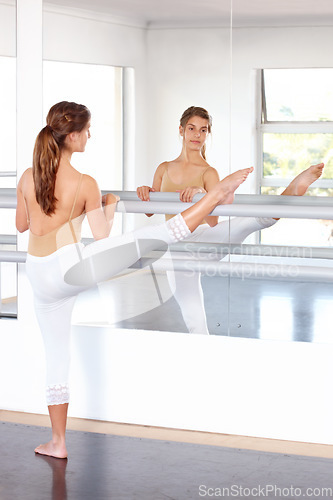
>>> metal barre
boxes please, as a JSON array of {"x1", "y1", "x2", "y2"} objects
[
  {"x1": 1, "y1": 250, "x2": 333, "y2": 283},
  {"x1": 169, "y1": 242, "x2": 333, "y2": 260},
  {"x1": 0, "y1": 250, "x2": 26, "y2": 263},
  {"x1": 151, "y1": 258, "x2": 333, "y2": 283},
  {"x1": 112, "y1": 190, "x2": 333, "y2": 219},
  {"x1": 2, "y1": 189, "x2": 333, "y2": 219},
  {"x1": 110, "y1": 191, "x2": 333, "y2": 206},
  {"x1": 2, "y1": 234, "x2": 333, "y2": 260}
]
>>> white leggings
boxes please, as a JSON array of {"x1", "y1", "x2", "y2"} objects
[
  {"x1": 26, "y1": 214, "x2": 190, "y2": 406},
  {"x1": 167, "y1": 216, "x2": 277, "y2": 335}
]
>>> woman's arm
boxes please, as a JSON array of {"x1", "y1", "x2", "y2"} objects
[
  {"x1": 85, "y1": 176, "x2": 119, "y2": 240},
  {"x1": 16, "y1": 169, "x2": 30, "y2": 233},
  {"x1": 136, "y1": 162, "x2": 166, "y2": 217}
]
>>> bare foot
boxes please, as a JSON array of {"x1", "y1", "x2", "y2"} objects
[
  {"x1": 35, "y1": 440, "x2": 68, "y2": 459},
  {"x1": 282, "y1": 163, "x2": 324, "y2": 196},
  {"x1": 212, "y1": 167, "x2": 254, "y2": 205}
]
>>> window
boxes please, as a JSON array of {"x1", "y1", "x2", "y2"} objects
[
  {"x1": 259, "y1": 68, "x2": 333, "y2": 246},
  {"x1": 43, "y1": 61, "x2": 136, "y2": 326},
  {"x1": 0, "y1": 57, "x2": 16, "y2": 180},
  {"x1": 43, "y1": 61, "x2": 125, "y2": 237},
  {"x1": 0, "y1": 56, "x2": 17, "y2": 318}
]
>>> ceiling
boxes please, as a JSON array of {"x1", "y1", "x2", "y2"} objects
[{"x1": 45, "y1": 0, "x2": 333, "y2": 28}]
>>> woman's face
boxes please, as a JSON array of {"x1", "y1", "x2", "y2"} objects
[
  {"x1": 180, "y1": 116, "x2": 209, "y2": 152},
  {"x1": 76, "y1": 121, "x2": 91, "y2": 152}
]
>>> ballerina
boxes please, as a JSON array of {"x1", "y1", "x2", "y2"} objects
[
  {"x1": 137, "y1": 106, "x2": 324, "y2": 335},
  {"x1": 16, "y1": 101, "x2": 254, "y2": 458}
]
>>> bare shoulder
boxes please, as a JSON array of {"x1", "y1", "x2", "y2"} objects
[
  {"x1": 153, "y1": 161, "x2": 169, "y2": 180},
  {"x1": 203, "y1": 165, "x2": 219, "y2": 179},
  {"x1": 19, "y1": 167, "x2": 32, "y2": 181},
  {"x1": 156, "y1": 161, "x2": 169, "y2": 173},
  {"x1": 82, "y1": 174, "x2": 100, "y2": 191},
  {"x1": 17, "y1": 168, "x2": 33, "y2": 190}
]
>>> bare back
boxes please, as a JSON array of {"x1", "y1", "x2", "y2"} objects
[{"x1": 18, "y1": 167, "x2": 86, "y2": 236}]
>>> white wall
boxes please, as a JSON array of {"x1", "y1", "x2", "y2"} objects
[
  {"x1": 145, "y1": 27, "x2": 231, "y2": 185},
  {"x1": 146, "y1": 26, "x2": 333, "y2": 192},
  {"x1": 43, "y1": 8, "x2": 148, "y2": 190},
  {"x1": 0, "y1": 2, "x2": 16, "y2": 56},
  {"x1": 231, "y1": 26, "x2": 333, "y2": 193},
  {"x1": 2, "y1": 2, "x2": 333, "y2": 445}
]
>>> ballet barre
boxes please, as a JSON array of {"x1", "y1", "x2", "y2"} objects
[
  {"x1": 110, "y1": 190, "x2": 333, "y2": 220},
  {"x1": 169, "y1": 242, "x2": 333, "y2": 260},
  {"x1": 1, "y1": 249, "x2": 333, "y2": 283},
  {"x1": 3, "y1": 189, "x2": 333, "y2": 219},
  {"x1": 0, "y1": 250, "x2": 26, "y2": 263},
  {"x1": 0, "y1": 235, "x2": 16, "y2": 245},
  {"x1": 2, "y1": 233, "x2": 333, "y2": 261},
  {"x1": 150, "y1": 258, "x2": 333, "y2": 282}
]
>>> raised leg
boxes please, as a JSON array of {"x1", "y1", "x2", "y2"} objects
[
  {"x1": 64, "y1": 168, "x2": 254, "y2": 287},
  {"x1": 180, "y1": 167, "x2": 254, "y2": 231},
  {"x1": 272, "y1": 163, "x2": 325, "y2": 220},
  {"x1": 281, "y1": 163, "x2": 324, "y2": 197}
]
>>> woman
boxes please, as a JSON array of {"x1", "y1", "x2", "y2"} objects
[
  {"x1": 16, "y1": 101, "x2": 254, "y2": 459},
  {"x1": 137, "y1": 106, "x2": 324, "y2": 335}
]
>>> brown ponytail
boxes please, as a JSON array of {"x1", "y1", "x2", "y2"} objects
[
  {"x1": 180, "y1": 106, "x2": 212, "y2": 160},
  {"x1": 32, "y1": 101, "x2": 91, "y2": 215}
]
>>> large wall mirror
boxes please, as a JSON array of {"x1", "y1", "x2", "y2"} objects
[
  {"x1": 39, "y1": 0, "x2": 333, "y2": 344},
  {"x1": 227, "y1": 0, "x2": 333, "y2": 343}
]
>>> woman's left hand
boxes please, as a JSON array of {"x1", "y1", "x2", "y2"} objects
[
  {"x1": 102, "y1": 193, "x2": 120, "y2": 206},
  {"x1": 177, "y1": 186, "x2": 206, "y2": 203}
]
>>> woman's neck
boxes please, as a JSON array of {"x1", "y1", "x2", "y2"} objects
[
  {"x1": 59, "y1": 150, "x2": 73, "y2": 169},
  {"x1": 180, "y1": 147, "x2": 205, "y2": 165}
]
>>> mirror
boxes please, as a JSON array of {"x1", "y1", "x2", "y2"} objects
[
  {"x1": 40, "y1": 0, "x2": 333, "y2": 343},
  {"x1": 226, "y1": 0, "x2": 333, "y2": 343}
]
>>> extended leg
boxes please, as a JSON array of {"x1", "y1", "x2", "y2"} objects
[
  {"x1": 272, "y1": 163, "x2": 324, "y2": 220},
  {"x1": 281, "y1": 163, "x2": 324, "y2": 197},
  {"x1": 166, "y1": 269, "x2": 209, "y2": 335},
  {"x1": 64, "y1": 168, "x2": 254, "y2": 287}
]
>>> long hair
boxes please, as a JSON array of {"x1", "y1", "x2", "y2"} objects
[
  {"x1": 32, "y1": 101, "x2": 91, "y2": 215},
  {"x1": 180, "y1": 106, "x2": 212, "y2": 160}
]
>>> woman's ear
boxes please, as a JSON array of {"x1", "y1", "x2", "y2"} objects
[
  {"x1": 64, "y1": 131, "x2": 78, "y2": 149},
  {"x1": 69, "y1": 131, "x2": 79, "y2": 143},
  {"x1": 179, "y1": 125, "x2": 184, "y2": 137},
  {"x1": 64, "y1": 131, "x2": 79, "y2": 147}
]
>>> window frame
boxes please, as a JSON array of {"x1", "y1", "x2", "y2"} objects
[{"x1": 258, "y1": 68, "x2": 333, "y2": 192}]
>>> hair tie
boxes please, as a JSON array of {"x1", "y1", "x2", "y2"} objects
[{"x1": 46, "y1": 124, "x2": 53, "y2": 132}]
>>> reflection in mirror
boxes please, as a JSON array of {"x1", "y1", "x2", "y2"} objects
[
  {"x1": 259, "y1": 68, "x2": 333, "y2": 247},
  {"x1": 39, "y1": 1, "x2": 333, "y2": 344},
  {"x1": 227, "y1": 0, "x2": 333, "y2": 343}
]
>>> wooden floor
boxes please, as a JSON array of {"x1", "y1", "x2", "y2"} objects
[{"x1": 2, "y1": 409, "x2": 333, "y2": 459}]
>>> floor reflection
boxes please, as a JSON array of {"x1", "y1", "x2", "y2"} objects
[
  {"x1": 72, "y1": 268, "x2": 333, "y2": 344},
  {"x1": 35, "y1": 454, "x2": 68, "y2": 500}
]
